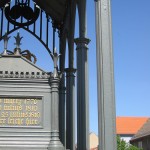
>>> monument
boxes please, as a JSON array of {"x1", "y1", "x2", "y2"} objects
[{"x1": 0, "y1": 33, "x2": 64, "y2": 150}]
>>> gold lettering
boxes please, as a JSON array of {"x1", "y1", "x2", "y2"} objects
[
  {"x1": 26, "y1": 106, "x2": 38, "y2": 111},
  {"x1": 1, "y1": 112, "x2": 9, "y2": 117},
  {"x1": 3, "y1": 99, "x2": 22, "y2": 105},
  {"x1": 35, "y1": 112, "x2": 40, "y2": 118},
  {"x1": 8, "y1": 118, "x2": 23, "y2": 125},
  {"x1": 4, "y1": 105, "x2": 22, "y2": 111},
  {"x1": 33, "y1": 99, "x2": 37, "y2": 105},
  {"x1": 0, "y1": 97, "x2": 41, "y2": 127},
  {"x1": 26, "y1": 118, "x2": 38, "y2": 126},
  {"x1": 24, "y1": 99, "x2": 31, "y2": 105},
  {"x1": 30, "y1": 99, "x2": 37, "y2": 105},
  {"x1": 0, "y1": 119, "x2": 6, "y2": 124},
  {"x1": 9, "y1": 112, "x2": 29, "y2": 118}
]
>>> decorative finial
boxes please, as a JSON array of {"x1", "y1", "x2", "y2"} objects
[
  {"x1": 50, "y1": 48, "x2": 61, "y2": 78},
  {"x1": 14, "y1": 31, "x2": 23, "y2": 55},
  {"x1": 2, "y1": 32, "x2": 11, "y2": 55},
  {"x1": 14, "y1": 31, "x2": 23, "y2": 49}
]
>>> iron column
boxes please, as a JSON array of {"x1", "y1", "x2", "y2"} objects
[
  {"x1": 75, "y1": 37, "x2": 90, "y2": 150},
  {"x1": 65, "y1": 68, "x2": 76, "y2": 150},
  {"x1": 95, "y1": 0, "x2": 117, "y2": 149}
]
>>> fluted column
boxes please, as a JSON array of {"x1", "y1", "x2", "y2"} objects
[
  {"x1": 74, "y1": 37, "x2": 90, "y2": 150},
  {"x1": 65, "y1": 68, "x2": 76, "y2": 150},
  {"x1": 95, "y1": 0, "x2": 117, "y2": 150}
]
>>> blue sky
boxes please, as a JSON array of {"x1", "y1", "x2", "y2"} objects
[
  {"x1": 86, "y1": 0, "x2": 150, "y2": 134},
  {"x1": 0, "y1": 0, "x2": 150, "y2": 135},
  {"x1": 112, "y1": 0, "x2": 150, "y2": 117}
]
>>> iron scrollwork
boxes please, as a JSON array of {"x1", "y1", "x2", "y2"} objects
[{"x1": 4, "y1": 0, "x2": 40, "y2": 27}]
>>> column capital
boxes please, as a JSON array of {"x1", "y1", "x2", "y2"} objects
[
  {"x1": 74, "y1": 37, "x2": 90, "y2": 50},
  {"x1": 74, "y1": 37, "x2": 90, "y2": 45},
  {"x1": 65, "y1": 68, "x2": 76, "y2": 78},
  {"x1": 65, "y1": 68, "x2": 76, "y2": 73}
]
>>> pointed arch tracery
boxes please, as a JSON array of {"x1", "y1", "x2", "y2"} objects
[{"x1": 0, "y1": 0, "x2": 63, "y2": 56}]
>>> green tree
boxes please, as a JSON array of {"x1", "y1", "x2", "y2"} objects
[{"x1": 117, "y1": 136, "x2": 142, "y2": 150}]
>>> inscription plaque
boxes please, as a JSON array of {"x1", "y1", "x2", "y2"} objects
[{"x1": 0, "y1": 97, "x2": 43, "y2": 128}]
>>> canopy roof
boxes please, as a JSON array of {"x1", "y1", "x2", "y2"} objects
[
  {"x1": 34, "y1": 0, "x2": 67, "y2": 23},
  {"x1": 0, "y1": 0, "x2": 68, "y2": 23},
  {"x1": 0, "y1": 0, "x2": 10, "y2": 8}
]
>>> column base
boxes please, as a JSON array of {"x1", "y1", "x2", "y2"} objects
[{"x1": 48, "y1": 141, "x2": 65, "y2": 150}]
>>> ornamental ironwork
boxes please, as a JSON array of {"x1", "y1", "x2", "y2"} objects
[
  {"x1": 0, "y1": 0, "x2": 61, "y2": 56},
  {"x1": 4, "y1": 0, "x2": 40, "y2": 27}
]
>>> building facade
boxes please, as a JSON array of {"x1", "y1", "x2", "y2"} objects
[
  {"x1": 130, "y1": 118, "x2": 150, "y2": 150},
  {"x1": 117, "y1": 117, "x2": 148, "y2": 142}
]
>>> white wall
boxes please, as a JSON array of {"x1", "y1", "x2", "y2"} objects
[{"x1": 120, "y1": 136, "x2": 132, "y2": 143}]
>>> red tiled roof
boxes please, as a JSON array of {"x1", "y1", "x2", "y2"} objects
[
  {"x1": 116, "y1": 117, "x2": 149, "y2": 134},
  {"x1": 131, "y1": 118, "x2": 150, "y2": 140}
]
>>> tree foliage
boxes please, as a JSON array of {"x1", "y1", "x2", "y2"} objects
[{"x1": 117, "y1": 136, "x2": 142, "y2": 150}]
